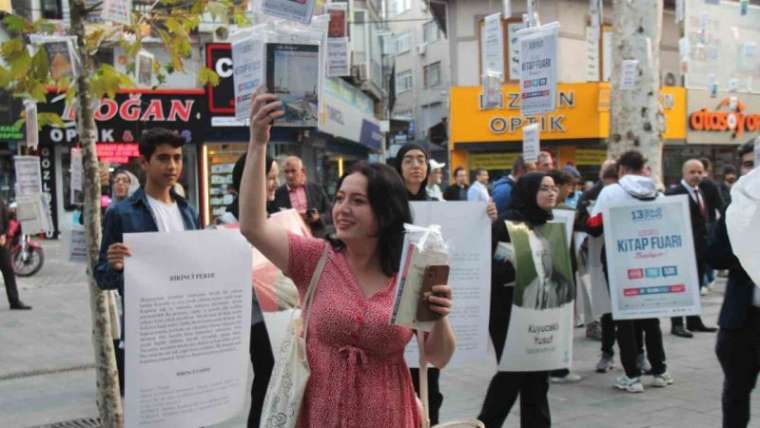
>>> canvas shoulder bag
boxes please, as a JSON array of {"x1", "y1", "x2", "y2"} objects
[{"x1": 261, "y1": 244, "x2": 330, "y2": 428}]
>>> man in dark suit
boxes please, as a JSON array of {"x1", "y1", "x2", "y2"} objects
[
  {"x1": 272, "y1": 156, "x2": 330, "y2": 236},
  {"x1": 666, "y1": 159, "x2": 718, "y2": 338},
  {"x1": 709, "y1": 140, "x2": 758, "y2": 428}
]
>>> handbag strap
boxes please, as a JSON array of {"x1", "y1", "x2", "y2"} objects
[
  {"x1": 302, "y1": 244, "x2": 330, "y2": 343},
  {"x1": 416, "y1": 330, "x2": 431, "y2": 428}
]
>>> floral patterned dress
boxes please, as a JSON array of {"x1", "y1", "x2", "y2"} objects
[{"x1": 287, "y1": 233, "x2": 421, "y2": 428}]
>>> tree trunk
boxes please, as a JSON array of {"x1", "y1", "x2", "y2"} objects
[
  {"x1": 70, "y1": 1, "x2": 124, "y2": 426},
  {"x1": 610, "y1": 0, "x2": 665, "y2": 185}
]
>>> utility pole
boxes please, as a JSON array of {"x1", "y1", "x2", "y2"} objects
[{"x1": 609, "y1": 0, "x2": 665, "y2": 184}]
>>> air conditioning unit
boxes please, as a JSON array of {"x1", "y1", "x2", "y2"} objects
[
  {"x1": 352, "y1": 64, "x2": 369, "y2": 81},
  {"x1": 416, "y1": 44, "x2": 427, "y2": 55}
]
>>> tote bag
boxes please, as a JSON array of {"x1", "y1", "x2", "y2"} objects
[{"x1": 260, "y1": 246, "x2": 329, "y2": 428}]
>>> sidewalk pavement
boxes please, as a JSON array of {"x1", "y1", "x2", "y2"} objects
[{"x1": 1, "y1": 240, "x2": 756, "y2": 427}]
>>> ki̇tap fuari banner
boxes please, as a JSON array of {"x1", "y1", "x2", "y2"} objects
[{"x1": 602, "y1": 195, "x2": 702, "y2": 320}]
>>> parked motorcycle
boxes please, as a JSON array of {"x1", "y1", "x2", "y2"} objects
[{"x1": 5, "y1": 215, "x2": 44, "y2": 277}]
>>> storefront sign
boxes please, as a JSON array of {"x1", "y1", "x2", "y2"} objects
[
  {"x1": 38, "y1": 89, "x2": 207, "y2": 149},
  {"x1": 687, "y1": 90, "x2": 760, "y2": 144},
  {"x1": 0, "y1": 125, "x2": 23, "y2": 140},
  {"x1": 206, "y1": 43, "x2": 235, "y2": 116},
  {"x1": 451, "y1": 83, "x2": 609, "y2": 143},
  {"x1": 40, "y1": 145, "x2": 58, "y2": 239},
  {"x1": 318, "y1": 77, "x2": 382, "y2": 151},
  {"x1": 450, "y1": 83, "x2": 687, "y2": 144}
]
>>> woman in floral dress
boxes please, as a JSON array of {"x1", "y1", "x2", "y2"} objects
[{"x1": 239, "y1": 90, "x2": 457, "y2": 427}]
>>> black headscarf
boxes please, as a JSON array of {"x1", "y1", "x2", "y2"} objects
[
  {"x1": 505, "y1": 171, "x2": 553, "y2": 225},
  {"x1": 227, "y1": 153, "x2": 274, "y2": 220},
  {"x1": 394, "y1": 142, "x2": 431, "y2": 201}
]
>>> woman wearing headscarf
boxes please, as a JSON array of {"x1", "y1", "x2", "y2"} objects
[
  {"x1": 478, "y1": 172, "x2": 559, "y2": 428},
  {"x1": 394, "y1": 142, "x2": 497, "y2": 424},
  {"x1": 110, "y1": 169, "x2": 140, "y2": 204}
]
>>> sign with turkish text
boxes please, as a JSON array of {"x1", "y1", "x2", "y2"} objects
[
  {"x1": 602, "y1": 196, "x2": 702, "y2": 320},
  {"x1": 37, "y1": 90, "x2": 207, "y2": 148},
  {"x1": 687, "y1": 89, "x2": 760, "y2": 144},
  {"x1": 518, "y1": 22, "x2": 559, "y2": 116}
]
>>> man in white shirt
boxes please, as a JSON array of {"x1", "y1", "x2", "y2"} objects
[
  {"x1": 95, "y1": 128, "x2": 200, "y2": 395},
  {"x1": 468, "y1": 168, "x2": 491, "y2": 202}
]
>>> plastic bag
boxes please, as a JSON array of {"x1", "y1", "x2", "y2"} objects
[{"x1": 390, "y1": 224, "x2": 450, "y2": 332}]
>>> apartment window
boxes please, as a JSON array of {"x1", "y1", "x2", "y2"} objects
[
  {"x1": 388, "y1": 0, "x2": 411, "y2": 17},
  {"x1": 396, "y1": 69, "x2": 413, "y2": 95},
  {"x1": 424, "y1": 62, "x2": 442, "y2": 88},
  {"x1": 423, "y1": 21, "x2": 441, "y2": 43},
  {"x1": 40, "y1": 0, "x2": 63, "y2": 19},
  {"x1": 395, "y1": 32, "x2": 412, "y2": 55}
]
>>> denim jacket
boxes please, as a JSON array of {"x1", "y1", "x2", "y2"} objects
[{"x1": 94, "y1": 188, "x2": 200, "y2": 293}]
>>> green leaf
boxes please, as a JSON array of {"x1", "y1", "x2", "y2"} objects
[
  {"x1": 13, "y1": 117, "x2": 25, "y2": 130},
  {"x1": 190, "y1": 0, "x2": 207, "y2": 15},
  {"x1": 8, "y1": 52, "x2": 32, "y2": 80},
  {"x1": 206, "y1": 1, "x2": 228, "y2": 21},
  {"x1": 37, "y1": 112, "x2": 65, "y2": 128},
  {"x1": 30, "y1": 48, "x2": 49, "y2": 81},
  {"x1": 28, "y1": 81, "x2": 47, "y2": 102},
  {"x1": 197, "y1": 66, "x2": 219, "y2": 87},
  {"x1": 1, "y1": 39, "x2": 25, "y2": 58},
  {"x1": 0, "y1": 67, "x2": 11, "y2": 88},
  {"x1": 3, "y1": 15, "x2": 30, "y2": 35}
]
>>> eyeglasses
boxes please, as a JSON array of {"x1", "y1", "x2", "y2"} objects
[
  {"x1": 538, "y1": 186, "x2": 559, "y2": 193},
  {"x1": 113, "y1": 177, "x2": 131, "y2": 184}
]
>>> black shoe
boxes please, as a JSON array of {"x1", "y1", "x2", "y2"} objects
[
  {"x1": 671, "y1": 326, "x2": 693, "y2": 338},
  {"x1": 10, "y1": 302, "x2": 32, "y2": 310},
  {"x1": 688, "y1": 324, "x2": 718, "y2": 333}
]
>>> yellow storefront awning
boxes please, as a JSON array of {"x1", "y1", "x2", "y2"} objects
[{"x1": 449, "y1": 83, "x2": 686, "y2": 145}]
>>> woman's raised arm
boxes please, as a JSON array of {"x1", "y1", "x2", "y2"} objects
[{"x1": 239, "y1": 90, "x2": 290, "y2": 274}]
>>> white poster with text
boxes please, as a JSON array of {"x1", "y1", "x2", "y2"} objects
[
  {"x1": 231, "y1": 33, "x2": 265, "y2": 122},
  {"x1": 602, "y1": 196, "x2": 702, "y2": 320},
  {"x1": 123, "y1": 230, "x2": 252, "y2": 428},
  {"x1": 404, "y1": 202, "x2": 491, "y2": 368},
  {"x1": 518, "y1": 22, "x2": 559, "y2": 116}
]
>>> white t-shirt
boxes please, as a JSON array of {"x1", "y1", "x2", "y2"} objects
[{"x1": 146, "y1": 195, "x2": 187, "y2": 232}]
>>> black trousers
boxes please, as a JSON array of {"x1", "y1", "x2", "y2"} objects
[
  {"x1": 478, "y1": 286, "x2": 550, "y2": 428},
  {"x1": 672, "y1": 259, "x2": 707, "y2": 329},
  {"x1": 716, "y1": 309, "x2": 760, "y2": 428},
  {"x1": 0, "y1": 246, "x2": 22, "y2": 306},
  {"x1": 616, "y1": 318, "x2": 666, "y2": 378},
  {"x1": 601, "y1": 313, "x2": 644, "y2": 357},
  {"x1": 410, "y1": 367, "x2": 442, "y2": 425},
  {"x1": 478, "y1": 371, "x2": 550, "y2": 428},
  {"x1": 249, "y1": 322, "x2": 274, "y2": 428}
]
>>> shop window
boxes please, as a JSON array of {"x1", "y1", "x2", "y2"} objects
[
  {"x1": 40, "y1": 0, "x2": 63, "y2": 20},
  {"x1": 396, "y1": 69, "x2": 413, "y2": 95},
  {"x1": 424, "y1": 62, "x2": 442, "y2": 88},
  {"x1": 395, "y1": 33, "x2": 412, "y2": 55},
  {"x1": 388, "y1": 0, "x2": 411, "y2": 17},
  {"x1": 423, "y1": 21, "x2": 441, "y2": 44}
]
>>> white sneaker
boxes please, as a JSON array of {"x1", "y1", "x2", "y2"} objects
[
  {"x1": 550, "y1": 372, "x2": 583, "y2": 384},
  {"x1": 614, "y1": 375, "x2": 644, "y2": 393},
  {"x1": 700, "y1": 287, "x2": 709, "y2": 296},
  {"x1": 637, "y1": 352, "x2": 652, "y2": 374},
  {"x1": 652, "y1": 372, "x2": 674, "y2": 387}
]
